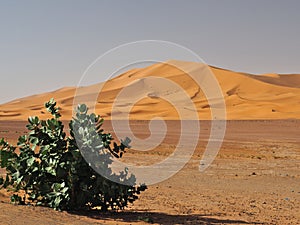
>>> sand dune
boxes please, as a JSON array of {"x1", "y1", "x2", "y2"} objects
[{"x1": 0, "y1": 60, "x2": 300, "y2": 120}]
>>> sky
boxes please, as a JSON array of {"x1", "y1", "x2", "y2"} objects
[{"x1": 0, "y1": 0, "x2": 300, "y2": 104}]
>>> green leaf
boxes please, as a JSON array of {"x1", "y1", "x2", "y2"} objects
[
  {"x1": 0, "y1": 98, "x2": 147, "y2": 212},
  {"x1": 40, "y1": 145, "x2": 50, "y2": 155},
  {"x1": 45, "y1": 166, "x2": 56, "y2": 176},
  {"x1": 26, "y1": 157, "x2": 35, "y2": 167},
  {"x1": 54, "y1": 196, "x2": 62, "y2": 208},
  {"x1": 32, "y1": 166, "x2": 39, "y2": 173},
  {"x1": 30, "y1": 137, "x2": 39, "y2": 145},
  {"x1": 121, "y1": 137, "x2": 131, "y2": 148},
  {"x1": 78, "y1": 104, "x2": 87, "y2": 114},
  {"x1": 16, "y1": 176, "x2": 23, "y2": 185},
  {"x1": 61, "y1": 187, "x2": 68, "y2": 194},
  {"x1": 33, "y1": 116, "x2": 40, "y2": 125},
  {"x1": 26, "y1": 124, "x2": 34, "y2": 130},
  {"x1": 11, "y1": 194, "x2": 22, "y2": 204},
  {"x1": 3, "y1": 174, "x2": 10, "y2": 188},
  {"x1": 0, "y1": 150, "x2": 16, "y2": 168},
  {"x1": 17, "y1": 135, "x2": 27, "y2": 145},
  {"x1": 28, "y1": 116, "x2": 34, "y2": 125}
]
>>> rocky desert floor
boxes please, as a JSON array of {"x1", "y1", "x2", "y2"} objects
[{"x1": 0, "y1": 120, "x2": 299, "y2": 225}]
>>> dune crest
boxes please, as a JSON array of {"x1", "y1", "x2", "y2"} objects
[{"x1": 0, "y1": 60, "x2": 300, "y2": 120}]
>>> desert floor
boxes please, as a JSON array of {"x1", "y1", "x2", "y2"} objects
[{"x1": 0, "y1": 120, "x2": 299, "y2": 225}]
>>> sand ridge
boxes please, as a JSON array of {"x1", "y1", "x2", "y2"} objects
[{"x1": 0, "y1": 60, "x2": 299, "y2": 120}]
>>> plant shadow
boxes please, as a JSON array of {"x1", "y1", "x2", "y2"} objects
[{"x1": 69, "y1": 210, "x2": 257, "y2": 224}]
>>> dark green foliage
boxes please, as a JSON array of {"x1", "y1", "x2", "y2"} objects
[{"x1": 0, "y1": 98, "x2": 146, "y2": 211}]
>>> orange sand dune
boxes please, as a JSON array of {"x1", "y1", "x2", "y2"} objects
[{"x1": 0, "y1": 60, "x2": 300, "y2": 120}]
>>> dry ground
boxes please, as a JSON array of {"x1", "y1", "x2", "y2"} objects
[{"x1": 0, "y1": 120, "x2": 299, "y2": 225}]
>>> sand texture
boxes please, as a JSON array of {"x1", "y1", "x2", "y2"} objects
[
  {"x1": 0, "y1": 60, "x2": 299, "y2": 121},
  {"x1": 0, "y1": 61, "x2": 299, "y2": 224},
  {"x1": 0, "y1": 120, "x2": 299, "y2": 224}
]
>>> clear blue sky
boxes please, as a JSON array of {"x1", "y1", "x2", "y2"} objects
[{"x1": 1, "y1": 0, "x2": 300, "y2": 104}]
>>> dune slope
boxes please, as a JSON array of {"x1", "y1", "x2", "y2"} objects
[{"x1": 0, "y1": 60, "x2": 299, "y2": 120}]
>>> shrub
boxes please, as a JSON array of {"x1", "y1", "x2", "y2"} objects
[{"x1": 0, "y1": 98, "x2": 146, "y2": 211}]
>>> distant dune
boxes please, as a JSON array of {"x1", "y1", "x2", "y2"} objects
[{"x1": 0, "y1": 60, "x2": 299, "y2": 120}]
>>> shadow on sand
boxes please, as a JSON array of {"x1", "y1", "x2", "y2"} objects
[{"x1": 69, "y1": 210, "x2": 256, "y2": 224}]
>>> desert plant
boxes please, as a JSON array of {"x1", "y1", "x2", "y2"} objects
[{"x1": 0, "y1": 98, "x2": 146, "y2": 211}]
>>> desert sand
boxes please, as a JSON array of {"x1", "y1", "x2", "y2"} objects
[
  {"x1": 0, "y1": 61, "x2": 299, "y2": 224},
  {"x1": 0, "y1": 60, "x2": 300, "y2": 121},
  {"x1": 0, "y1": 120, "x2": 299, "y2": 224}
]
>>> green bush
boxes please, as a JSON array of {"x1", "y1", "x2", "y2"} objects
[{"x1": 0, "y1": 98, "x2": 146, "y2": 211}]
